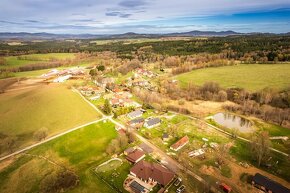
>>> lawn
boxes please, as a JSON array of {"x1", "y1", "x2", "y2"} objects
[
  {"x1": 175, "y1": 64, "x2": 290, "y2": 91},
  {"x1": 96, "y1": 157, "x2": 131, "y2": 192},
  {"x1": 2, "y1": 53, "x2": 76, "y2": 69},
  {"x1": 0, "y1": 121, "x2": 118, "y2": 193},
  {"x1": 0, "y1": 84, "x2": 100, "y2": 157}
]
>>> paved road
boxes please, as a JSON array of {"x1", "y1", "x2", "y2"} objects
[{"x1": 74, "y1": 90, "x2": 221, "y2": 192}]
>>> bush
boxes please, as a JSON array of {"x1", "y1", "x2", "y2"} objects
[
  {"x1": 221, "y1": 165, "x2": 232, "y2": 178},
  {"x1": 240, "y1": 172, "x2": 252, "y2": 183},
  {"x1": 40, "y1": 170, "x2": 79, "y2": 193}
]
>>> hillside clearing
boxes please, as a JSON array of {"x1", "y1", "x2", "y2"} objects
[{"x1": 175, "y1": 64, "x2": 290, "y2": 91}]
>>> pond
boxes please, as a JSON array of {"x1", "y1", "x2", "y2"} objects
[{"x1": 212, "y1": 113, "x2": 254, "y2": 133}]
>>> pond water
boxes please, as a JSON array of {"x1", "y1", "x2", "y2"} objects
[{"x1": 212, "y1": 113, "x2": 254, "y2": 133}]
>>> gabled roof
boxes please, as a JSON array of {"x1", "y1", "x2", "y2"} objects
[
  {"x1": 145, "y1": 118, "x2": 161, "y2": 126},
  {"x1": 129, "y1": 117, "x2": 145, "y2": 125},
  {"x1": 126, "y1": 149, "x2": 145, "y2": 163},
  {"x1": 170, "y1": 136, "x2": 189, "y2": 150},
  {"x1": 162, "y1": 133, "x2": 169, "y2": 139},
  {"x1": 124, "y1": 147, "x2": 135, "y2": 154},
  {"x1": 130, "y1": 160, "x2": 175, "y2": 186},
  {"x1": 128, "y1": 110, "x2": 143, "y2": 118},
  {"x1": 253, "y1": 173, "x2": 290, "y2": 193}
]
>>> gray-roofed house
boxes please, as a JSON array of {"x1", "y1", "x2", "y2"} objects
[
  {"x1": 127, "y1": 110, "x2": 143, "y2": 119},
  {"x1": 128, "y1": 117, "x2": 145, "y2": 128},
  {"x1": 124, "y1": 147, "x2": 135, "y2": 155},
  {"x1": 144, "y1": 118, "x2": 161, "y2": 129},
  {"x1": 162, "y1": 133, "x2": 170, "y2": 142}
]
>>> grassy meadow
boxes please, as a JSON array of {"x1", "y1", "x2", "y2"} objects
[
  {"x1": 0, "y1": 121, "x2": 118, "y2": 193},
  {"x1": 2, "y1": 53, "x2": 76, "y2": 69},
  {"x1": 0, "y1": 84, "x2": 100, "y2": 156},
  {"x1": 176, "y1": 64, "x2": 290, "y2": 91}
]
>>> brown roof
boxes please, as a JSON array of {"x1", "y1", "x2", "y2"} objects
[
  {"x1": 126, "y1": 149, "x2": 145, "y2": 163},
  {"x1": 130, "y1": 160, "x2": 175, "y2": 186},
  {"x1": 170, "y1": 136, "x2": 189, "y2": 150}
]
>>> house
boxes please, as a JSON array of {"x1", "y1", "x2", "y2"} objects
[
  {"x1": 130, "y1": 160, "x2": 175, "y2": 187},
  {"x1": 110, "y1": 98, "x2": 122, "y2": 107},
  {"x1": 97, "y1": 77, "x2": 115, "y2": 88},
  {"x1": 162, "y1": 133, "x2": 170, "y2": 141},
  {"x1": 126, "y1": 149, "x2": 145, "y2": 163},
  {"x1": 144, "y1": 118, "x2": 161, "y2": 129},
  {"x1": 123, "y1": 99, "x2": 142, "y2": 108},
  {"x1": 252, "y1": 173, "x2": 290, "y2": 193},
  {"x1": 79, "y1": 86, "x2": 104, "y2": 96},
  {"x1": 170, "y1": 136, "x2": 189, "y2": 151},
  {"x1": 128, "y1": 118, "x2": 145, "y2": 128},
  {"x1": 124, "y1": 147, "x2": 135, "y2": 155},
  {"x1": 128, "y1": 110, "x2": 143, "y2": 119}
]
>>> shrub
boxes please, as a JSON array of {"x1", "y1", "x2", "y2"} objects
[{"x1": 221, "y1": 165, "x2": 232, "y2": 178}]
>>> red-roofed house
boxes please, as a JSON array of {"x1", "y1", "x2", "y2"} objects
[
  {"x1": 130, "y1": 160, "x2": 175, "y2": 187},
  {"x1": 126, "y1": 149, "x2": 145, "y2": 163},
  {"x1": 170, "y1": 136, "x2": 189, "y2": 151}
]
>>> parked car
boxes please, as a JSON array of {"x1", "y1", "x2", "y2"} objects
[
  {"x1": 176, "y1": 185, "x2": 185, "y2": 193},
  {"x1": 174, "y1": 178, "x2": 182, "y2": 186}
]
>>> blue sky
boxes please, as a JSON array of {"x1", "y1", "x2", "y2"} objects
[{"x1": 0, "y1": 0, "x2": 289, "y2": 34}]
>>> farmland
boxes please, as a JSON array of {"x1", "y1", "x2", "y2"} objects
[
  {"x1": 2, "y1": 53, "x2": 76, "y2": 69},
  {"x1": 175, "y1": 64, "x2": 290, "y2": 91},
  {"x1": 0, "y1": 121, "x2": 118, "y2": 193},
  {"x1": 0, "y1": 83, "x2": 101, "y2": 156}
]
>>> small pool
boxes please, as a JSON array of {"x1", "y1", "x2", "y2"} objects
[{"x1": 212, "y1": 113, "x2": 254, "y2": 133}]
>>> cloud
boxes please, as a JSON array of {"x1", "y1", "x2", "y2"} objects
[
  {"x1": 106, "y1": 11, "x2": 132, "y2": 18},
  {"x1": 0, "y1": 0, "x2": 290, "y2": 33},
  {"x1": 25, "y1": 20, "x2": 40, "y2": 23},
  {"x1": 118, "y1": 0, "x2": 148, "y2": 8}
]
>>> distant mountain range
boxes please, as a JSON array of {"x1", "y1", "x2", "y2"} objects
[{"x1": 0, "y1": 31, "x2": 288, "y2": 40}]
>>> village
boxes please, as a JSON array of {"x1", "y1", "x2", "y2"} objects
[{"x1": 35, "y1": 65, "x2": 290, "y2": 193}]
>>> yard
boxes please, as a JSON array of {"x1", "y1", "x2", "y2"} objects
[
  {"x1": 0, "y1": 83, "x2": 101, "y2": 157},
  {"x1": 0, "y1": 121, "x2": 118, "y2": 193},
  {"x1": 175, "y1": 64, "x2": 290, "y2": 91}
]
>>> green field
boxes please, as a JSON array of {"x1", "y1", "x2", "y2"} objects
[
  {"x1": 175, "y1": 64, "x2": 290, "y2": 91},
  {"x1": 2, "y1": 53, "x2": 75, "y2": 69},
  {"x1": 0, "y1": 84, "x2": 100, "y2": 156},
  {"x1": 0, "y1": 122, "x2": 118, "y2": 193}
]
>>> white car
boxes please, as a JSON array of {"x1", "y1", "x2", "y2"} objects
[{"x1": 176, "y1": 185, "x2": 185, "y2": 193}]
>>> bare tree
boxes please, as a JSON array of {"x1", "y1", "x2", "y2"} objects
[
  {"x1": 0, "y1": 137, "x2": 17, "y2": 153},
  {"x1": 34, "y1": 127, "x2": 48, "y2": 141},
  {"x1": 251, "y1": 131, "x2": 271, "y2": 167}
]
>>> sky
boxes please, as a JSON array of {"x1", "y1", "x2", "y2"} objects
[{"x1": 0, "y1": 0, "x2": 290, "y2": 34}]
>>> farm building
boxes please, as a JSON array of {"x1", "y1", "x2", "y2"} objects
[{"x1": 252, "y1": 173, "x2": 290, "y2": 193}]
